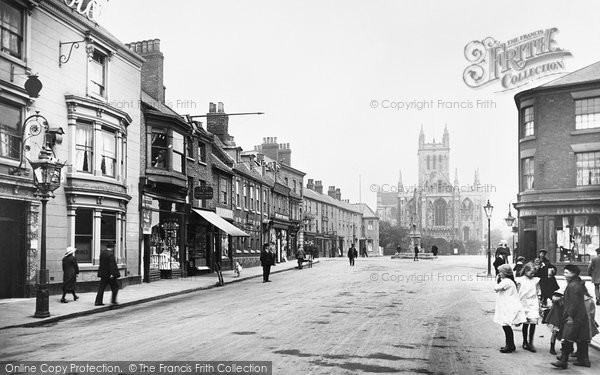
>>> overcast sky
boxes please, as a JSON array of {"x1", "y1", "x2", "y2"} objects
[{"x1": 100, "y1": 0, "x2": 600, "y2": 235}]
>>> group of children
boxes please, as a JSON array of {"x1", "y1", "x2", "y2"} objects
[{"x1": 494, "y1": 261, "x2": 598, "y2": 368}]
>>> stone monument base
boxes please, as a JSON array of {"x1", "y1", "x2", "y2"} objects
[{"x1": 391, "y1": 252, "x2": 435, "y2": 260}]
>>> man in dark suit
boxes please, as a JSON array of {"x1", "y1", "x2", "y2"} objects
[
  {"x1": 260, "y1": 243, "x2": 275, "y2": 283},
  {"x1": 95, "y1": 243, "x2": 121, "y2": 306}
]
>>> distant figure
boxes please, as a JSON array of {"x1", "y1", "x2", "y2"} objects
[
  {"x1": 260, "y1": 243, "x2": 275, "y2": 282},
  {"x1": 395, "y1": 245, "x2": 402, "y2": 255},
  {"x1": 61, "y1": 247, "x2": 79, "y2": 303},
  {"x1": 94, "y1": 243, "x2": 120, "y2": 306},
  {"x1": 431, "y1": 245, "x2": 438, "y2": 258},
  {"x1": 413, "y1": 245, "x2": 419, "y2": 261},
  {"x1": 296, "y1": 246, "x2": 306, "y2": 270},
  {"x1": 234, "y1": 261, "x2": 243, "y2": 277},
  {"x1": 348, "y1": 244, "x2": 358, "y2": 266}
]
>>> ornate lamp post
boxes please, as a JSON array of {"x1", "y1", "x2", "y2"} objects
[
  {"x1": 483, "y1": 200, "x2": 494, "y2": 276},
  {"x1": 504, "y1": 203, "x2": 517, "y2": 263},
  {"x1": 11, "y1": 112, "x2": 65, "y2": 318}
]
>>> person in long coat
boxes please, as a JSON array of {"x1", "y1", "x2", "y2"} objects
[
  {"x1": 348, "y1": 244, "x2": 357, "y2": 266},
  {"x1": 295, "y1": 246, "x2": 306, "y2": 269},
  {"x1": 61, "y1": 247, "x2": 79, "y2": 303},
  {"x1": 260, "y1": 243, "x2": 275, "y2": 282},
  {"x1": 534, "y1": 249, "x2": 559, "y2": 306},
  {"x1": 94, "y1": 244, "x2": 121, "y2": 306},
  {"x1": 551, "y1": 265, "x2": 591, "y2": 369},
  {"x1": 587, "y1": 247, "x2": 600, "y2": 306}
]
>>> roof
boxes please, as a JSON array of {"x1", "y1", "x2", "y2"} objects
[
  {"x1": 303, "y1": 189, "x2": 362, "y2": 214},
  {"x1": 352, "y1": 203, "x2": 379, "y2": 219},
  {"x1": 541, "y1": 61, "x2": 600, "y2": 88},
  {"x1": 211, "y1": 154, "x2": 233, "y2": 174}
]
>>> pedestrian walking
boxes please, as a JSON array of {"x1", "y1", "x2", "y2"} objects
[
  {"x1": 551, "y1": 265, "x2": 591, "y2": 369},
  {"x1": 413, "y1": 245, "x2": 419, "y2": 261},
  {"x1": 348, "y1": 244, "x2": 357, "y2": 266},
  {"x1": 296, "y1": 246, "x2": 306, "y2": 270},
  {"x1": 431, "y1": 245, "x2": 438, "y2": 258},
  {"x1": 94, "y1": 243, "x2": 120, "y2": 306},
  {"x1": 61, "y1": 246, "x2": 79, "y2": 303},
  {"x1": 493, "y1": 264, "x2": 526, "y2": 353},
  {"x1": 260, "y1": 242, "x2": 275, "y2": 282},
  {"x1": 587, "y1": 247, "x2": 600, "y2": 306},
  {"x1": 516, "y1": 262, "x2": 540, "y2": 352},
  {"x1": 534, "y1": 249, "x2": 559, "y2": 307}
]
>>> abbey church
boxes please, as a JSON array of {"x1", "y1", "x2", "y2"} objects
[{"x1": 377, "y1": 126, "x2": 489, "y2": 246}]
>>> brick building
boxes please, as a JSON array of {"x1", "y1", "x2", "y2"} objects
[
  {"x1": 0, "y1": 0, "x2": 144, "y2": 297},
  {"x1": 513, "y1": 62, "x2": 600, "y2": 268}
]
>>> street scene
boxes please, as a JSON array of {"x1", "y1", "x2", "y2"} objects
[
  {"x1": 1, "y1": 257, "x2": 598, "y2": 375},
  {"x1": 1, "y1": 0, "x2": 600, "y2": 374}
]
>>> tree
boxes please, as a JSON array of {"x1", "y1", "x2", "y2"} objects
[{"x1": 379, "y1": 222, "x2": 410, "y2": 251}]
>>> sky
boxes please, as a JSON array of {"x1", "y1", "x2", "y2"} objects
[{"x1": 99, "y1": 0, "x2": 600, "y2": 236}]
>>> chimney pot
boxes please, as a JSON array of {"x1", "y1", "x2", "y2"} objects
[
  {"x1": 209, "y1": 102, "x2": 216, "y2": 113},
  {"x1": 218, "y1": 102, "x2": 224, "y2": 113}
]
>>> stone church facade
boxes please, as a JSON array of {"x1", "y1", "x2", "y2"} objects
[{"x1": 378, "y1": 126, "x2": 489, "y2": 245}]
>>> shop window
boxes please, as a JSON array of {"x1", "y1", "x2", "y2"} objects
[
  {"x1": 172, "y1": 131, "x2": 185, "y2": 173},
  {"x1": 89, "y1": 50, "x2": 106, "y2": 98},
  {"x1": 575, "y1": 97, "x2": 600, "y2": 130},
  {"x1": 522, "y1": 157, "x2": 534, "y2": 190},
  {"x1": 522, "y1": 106, "x2": 534, "y2": 137},
  {"x1": 100, "y1": 211, "x2": 116, "y2": 249},
  {"x1": 576, "y1": 151, "x2": 600, "y2": 186},
  {"x1": 556, "y1": 215, "x2": 600, "y2": 261},
  {"x1": 75, "y1": 208, "x2": 93, "y2": 263},
  {"x1": 0, "y1": 0, "x2": 23, "y2": 59},
  {"x1": 99, "y1": 126, "x2": 116, "y2": 177},
  {"x1": 150, "y1": 214, "x2": 181, "y2": 274},
  {"x1": 0, "y1": 100, "x2": 22, "y2": 160}
]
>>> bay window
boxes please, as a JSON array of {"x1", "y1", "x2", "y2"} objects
[
  {"x1": 99, "y1": 126, "x2": 116, "y2": 177},
  {"x1": 150, "y1": 127, "x2": 186, "y2": 173},
  {"x1": 0, "y1": 0, "x2": 23, "y2": 59}
]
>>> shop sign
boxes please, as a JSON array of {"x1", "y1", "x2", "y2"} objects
[
  {"x1": 216, "y1": 207, "x2": 233, "y2": 219},
  {"x1": 194, "y1": 185, "x2": 214, "y2": 200},
  {"x1": 64, "y1": 0, "x2": 107, "y2": 22},
  {"x1": 518, "y1": 206, "x2": 600, "y2": 217},
  {"x1": 141, "y1": 208, "x2": 152, "y2": 234},
  {"x1": 275, "y1": 213, "x2": 289, "y2": 221}
]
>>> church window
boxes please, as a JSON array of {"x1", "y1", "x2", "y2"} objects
[
  {"x1": 461, "y1": 199, "x2": 474, "y2": 221},
  {"x1": 463, "y1": 227, "x2": 470, "y2": 241},
  {"x1": 434, "y1": 199, "x2": 446, "y2": 226}
]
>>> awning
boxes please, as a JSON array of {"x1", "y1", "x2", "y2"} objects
[{"x1": 192, "y1": 209, "x2": 249, "y2": 237}]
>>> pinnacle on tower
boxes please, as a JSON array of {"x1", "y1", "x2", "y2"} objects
[
  {"x1": 443, "y1": 124, "x2": 449, "y2": 147},
  {"x1": 454, "y1": 168, "x2": 459, "y2": 186},
  {"x1": 398, "y1": 169, "x2": 403, "y2": 189},
  {"x1": 474, "y1": 168, "x2": 480, "y2": 186},
  {"x1": 419, "y1": 124, "x2": 425, "y2": 148}
]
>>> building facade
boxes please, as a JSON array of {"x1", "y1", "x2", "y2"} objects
[
  {"x1": 514, "y1": 62, "x2": 600, "y2": 268},
  {"x1": 0, "y1": 0, "x2": 143, "y2": 298},
  {"x1": 377, "y1": 126, "x2": 488, "y2": 251}
]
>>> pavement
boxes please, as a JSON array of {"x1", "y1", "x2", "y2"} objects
[{"x1": 0, "y1": 258, "x2": 317, "y2": 330}]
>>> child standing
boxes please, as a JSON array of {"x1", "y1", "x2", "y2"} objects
[
  {"x1": 544, "y1": 291, "x2": 564, "y2": 355},
  {"x1": 516, "y1": 262, "x2": 541, "y2": 352},
  {"x1": 494, "y1": 264, "x2": 527, "y2": 353}
]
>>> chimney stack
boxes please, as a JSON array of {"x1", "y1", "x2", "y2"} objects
[
  {"x1": 307, "y1": 179, "x2": 314, "y2": 191},
  {"x1": 126, "y1": 38, "x2": 165, "y2": 104},
  {"x1": 315, "y1": 180, "x2": 323, "y2": 194},
  {"x1": 335, "y1": 188, "x2": 341, "y2": 200},
  {"x1": 328, "y1": 186, "x2": 336, "y2": 199},
  {"x1": 207, "y1": 101, "x2": 230, "y2": 144}
]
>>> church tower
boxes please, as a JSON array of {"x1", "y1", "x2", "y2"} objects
[{"x1": 417, "y1": 126, "x2": 451, "y2": 187}]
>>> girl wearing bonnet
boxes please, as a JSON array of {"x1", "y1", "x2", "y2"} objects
[{"x1": 494, "y1": 264, "x2": 526, "y2": 353}]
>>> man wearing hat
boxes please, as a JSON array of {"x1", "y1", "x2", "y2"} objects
[
  {"x1": 587, "y1": 247, "x2": 600, "y2": 306},
  {"x1": 534, "y1": 249, "x2": 559, "y2": 307},
  {"x1": 94, "y1": 243, "x2": 120, "y2": 306},
  {"x1": 61, "y1": 247, "x2": 79, "y2": 303},
  {"x1": 551, "y1": 264, "x2": 591, "y2": 369}
]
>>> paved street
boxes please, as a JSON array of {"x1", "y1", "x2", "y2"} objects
[{"x1": 1, "y1": 256, "x2": 598, "y2": 374}]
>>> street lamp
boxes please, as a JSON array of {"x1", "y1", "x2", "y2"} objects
[
  {"x1": 504, "y1": 203, "x2": 517, "y2": 263},
  {"x1": 483, "y1": 200, "x2": 494, "y2": 276},
  {"x1": 11, "y1": 113, "x2": 65, "y2": 318}
]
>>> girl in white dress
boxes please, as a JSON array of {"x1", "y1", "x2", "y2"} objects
[
  {"x1": 494, "y1": 264, "x2": 527, "y2": 353},
  {"x1": 516, "y1": 262, "x2": 541, "y2": 352}
]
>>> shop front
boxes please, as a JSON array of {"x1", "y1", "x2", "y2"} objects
[
  {"x1": 190, "y1": 209, "x2": 249, "y2": 272},
  {"x1": 516, "y1": 204, "x2": 600, "y2": 275},
  {"x1": 269, "y1": 216, "x2": 291, "y2": 262}
]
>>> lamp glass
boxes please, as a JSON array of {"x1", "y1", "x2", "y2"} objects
[
  {"x1": 504, "y1": 212, "x2": 515, "y2": 227},
  {"x1": 483, "y1": 200, "x2": 494, "y2": 219}
]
